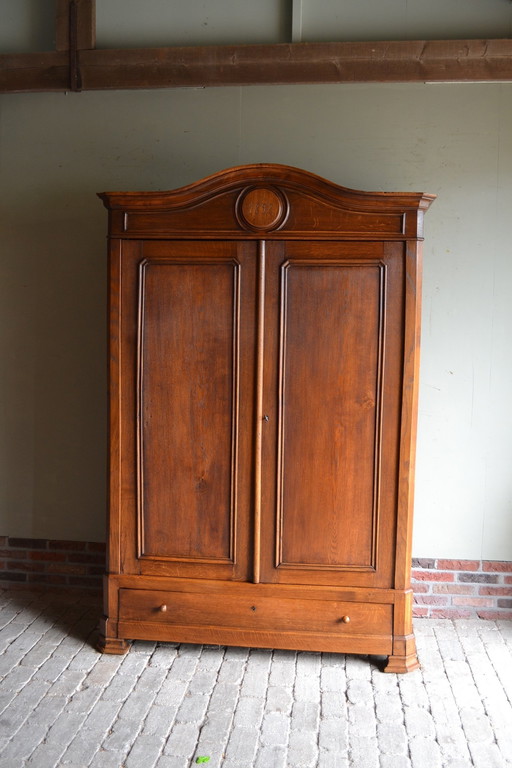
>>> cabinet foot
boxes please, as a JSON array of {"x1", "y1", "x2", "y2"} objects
[
  {"x1": 383, "y1": 653, "x2": 420, "y2": 674},
  {"x1": 97, "y1": 634, "x2": 131, "y2": 655}
]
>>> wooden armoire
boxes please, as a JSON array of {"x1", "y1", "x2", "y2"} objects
[{"x1": 98, "y1": 164, "x2": 434, "y2": 673}]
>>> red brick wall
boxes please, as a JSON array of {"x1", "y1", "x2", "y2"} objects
[
  {"x1": 412, "y1": 558, "x2": 512, "y2": 619},
  {"x1": 0, "y1": 537, "x2": 104, "y2": 590},
  {"x1": 1, "y1": 540, "x2": 511, "y2": 619}
]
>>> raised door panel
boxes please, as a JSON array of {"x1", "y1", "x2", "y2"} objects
[
  {"x1": 279, "y1": 259, "x2": 383, "y2": 569},
  {"x1": 116, "y1": 240, "x2": 256, "y2": 580},
  {"x1": 260, "y1": 241, "x2": 405, "y2": 588},
  {"x1": 140, "y1": 259, "x2": 236, "y2": 561}
]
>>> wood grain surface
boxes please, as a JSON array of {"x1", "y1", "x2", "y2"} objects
[{"x1": 98, "y1": 164, "x2": 434, "y2": 672}]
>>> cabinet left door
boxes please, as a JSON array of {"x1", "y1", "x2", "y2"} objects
[{"x1": 110, "y1": 239, "x2": 258, "y2": 581}]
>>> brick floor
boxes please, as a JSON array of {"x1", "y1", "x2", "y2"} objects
[{"x1": 0, "y1": 589, "x2": 511, "y2": 767}]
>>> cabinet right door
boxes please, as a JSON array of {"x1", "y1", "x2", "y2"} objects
[{"x1": 260, "y1": 240, "x2": 406, "y2": 589}]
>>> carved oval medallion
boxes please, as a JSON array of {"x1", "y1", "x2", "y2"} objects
[{"x1": 236, "y1": 186, "x2": 289, "y2": 232}]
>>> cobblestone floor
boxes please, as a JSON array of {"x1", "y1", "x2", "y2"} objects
[{"x1": 0, "y1": 589, "x2": 511, "y2": 768}]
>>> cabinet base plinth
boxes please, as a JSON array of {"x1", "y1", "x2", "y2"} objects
[
  {"x1": 384, "y1": 653, "x2": 420, "y2": 674},
  {"x1": 97, "y1": 634, "x2": 131, "y2": 655}
]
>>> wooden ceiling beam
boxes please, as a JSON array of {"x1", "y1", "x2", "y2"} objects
[
  {"x1": 2, "y1": 39, "x2": 512, "y2": 94},
  {"x1": 0, "y1": 52, "x2": 69, "y2": 92},
  {"x1": 80, "y1": 39, "x2": 512, "y2": 89},
  {"x1": 56, "y1": 0, "x2": 96, "y2": 52}
]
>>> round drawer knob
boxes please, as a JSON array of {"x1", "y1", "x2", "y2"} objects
[
  {"x1": 341, "y1": 615, "x2": 350, "y2": 623},
  {"x1": 159, "y1": 604, "x2": 168, "y2": 613}
]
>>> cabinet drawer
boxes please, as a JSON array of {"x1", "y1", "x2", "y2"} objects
[{"x1": 118, "y1": 588, "x2": 392, "y2": 637}]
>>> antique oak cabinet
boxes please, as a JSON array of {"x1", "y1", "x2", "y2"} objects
[{"x1": 98, "y1": 164, "x2": 434, "y2": 672}]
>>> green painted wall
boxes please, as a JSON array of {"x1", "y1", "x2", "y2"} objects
[{"x1": 1, "y1": 1, "x2": 512, "y2": 559}]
